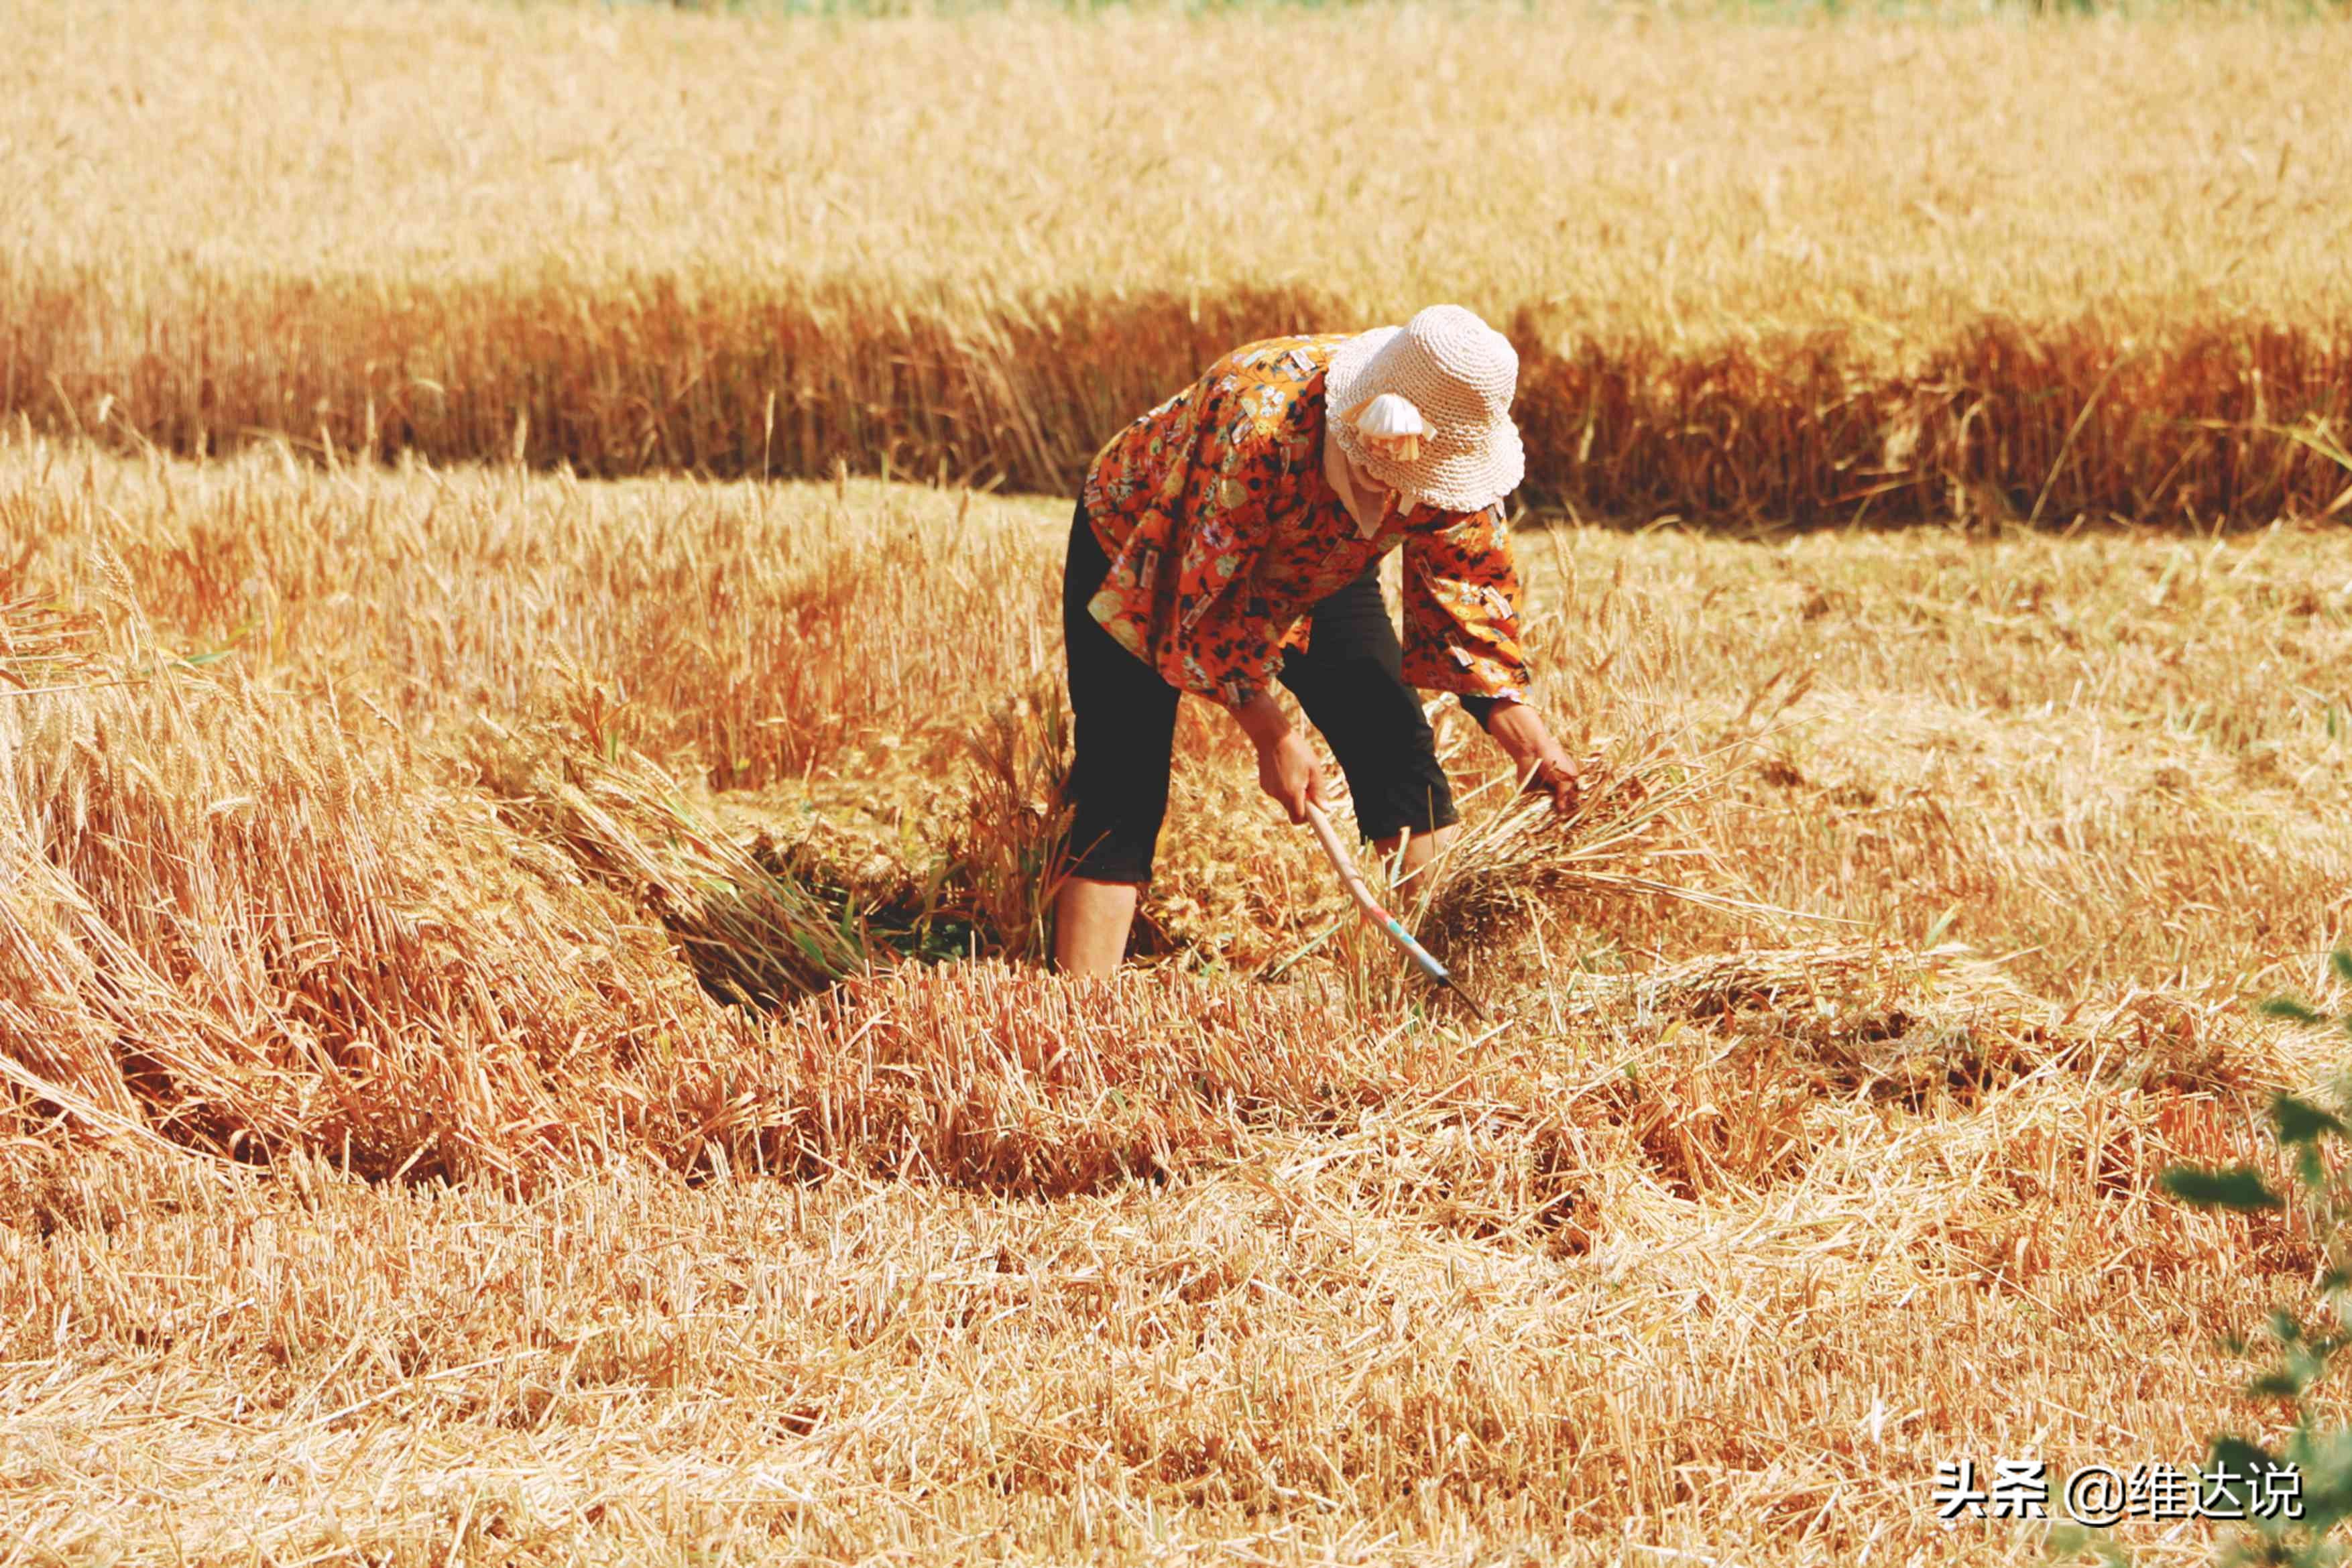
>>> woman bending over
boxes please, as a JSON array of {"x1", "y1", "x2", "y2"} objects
[{"x1": 1057, "y1": 304, "x2": 1582, "y2": 975}]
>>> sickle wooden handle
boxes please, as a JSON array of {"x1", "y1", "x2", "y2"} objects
[{"x1": 1301, "y1": 802, "x2": 1482, "y2": 1018}]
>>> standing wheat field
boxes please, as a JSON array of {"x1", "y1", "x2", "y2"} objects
[
  {"x1": 5, "y1": 0, "x2": 2352, "y2": 1562},
  {"x1": 7, "y1": 1, "x2": 2352, "y2": 519}
]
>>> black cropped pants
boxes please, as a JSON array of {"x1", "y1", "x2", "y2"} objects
[{"x1": 1062, "y1": 501, "x2": 1470, "y2": 885}]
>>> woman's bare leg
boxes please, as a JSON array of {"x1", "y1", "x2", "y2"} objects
[
  {"x1": 1373, "y1": 821, "x2": 1460, "y2": 891},
  {"x1": 1053, "y1": 876, "x2": 1140, "y2": 977}
]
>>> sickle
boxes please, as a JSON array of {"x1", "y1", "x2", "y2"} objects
[{"x1": 1302, "y1": 802, "x2": 1488, "y2": 1020}]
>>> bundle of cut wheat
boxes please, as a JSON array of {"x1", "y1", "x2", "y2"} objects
[
  {"x1": 1409, "y1": 732, "x2": 1775, "y2": 965},
  {"x1": 467, "y1": 719, "x2": 875, "y2": 1008}
]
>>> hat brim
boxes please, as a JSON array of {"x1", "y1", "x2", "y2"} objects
[
  {"x1": 1324, "y1": 325, "x2": 1524, "y2": 515},
  {"x1": 1324, "y1": 324, "x2": 1401, "y2": 420}
]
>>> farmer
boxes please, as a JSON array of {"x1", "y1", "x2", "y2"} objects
[{"x1": 1055, "y1": 304, "x2": 1582, "y2": 976}]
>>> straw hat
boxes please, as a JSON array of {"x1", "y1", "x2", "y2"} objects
[{"x1": 1326, "y1": 304, "x2": 1525, "y2": 514}]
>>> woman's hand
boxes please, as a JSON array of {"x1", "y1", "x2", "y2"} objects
[
  {"x1": 1484, "y1": 702, "x2": 1582, "y2": 816},
  {"x1": 1255, "y1": 729, "x2": 1328, "y2": 824},
  {"x1": 1231, "y1": 695, "x2": 1328, "y2": 824}
]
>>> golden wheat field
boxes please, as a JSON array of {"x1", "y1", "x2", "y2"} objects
[
  {"x1": 9, "y1": 0, "x2": 2352, "y2": 518},
  {"x1": 6, "y1": 430, "x2": 2350, "y2": 1563},
  {"x1": 6, "y1": 0, "x2": 2352, "y2": 1563}
]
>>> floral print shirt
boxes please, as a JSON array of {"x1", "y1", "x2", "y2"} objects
[{"x1": 1077, "y1": 335, "x2": 1533, "y2": 713}]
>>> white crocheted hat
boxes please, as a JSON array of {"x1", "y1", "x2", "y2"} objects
[{"x1": 1326, "y1": 304, "x2": 1525, "y2": 514}]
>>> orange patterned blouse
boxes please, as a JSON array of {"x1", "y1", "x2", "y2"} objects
[{"x1": 1077, "y1": 334, "x2": 1533, "y2": 713}]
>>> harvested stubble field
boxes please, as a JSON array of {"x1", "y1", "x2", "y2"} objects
[
  {"x1": 7, "y1": 1, "x2": 2352, "y2": 520},
  {"x1": 7, "y1": 0, "x2": 2352, "y2": 1562},
  {"x1": 3, "y1": 431, "x2": 2350, "y2": 1563}
]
